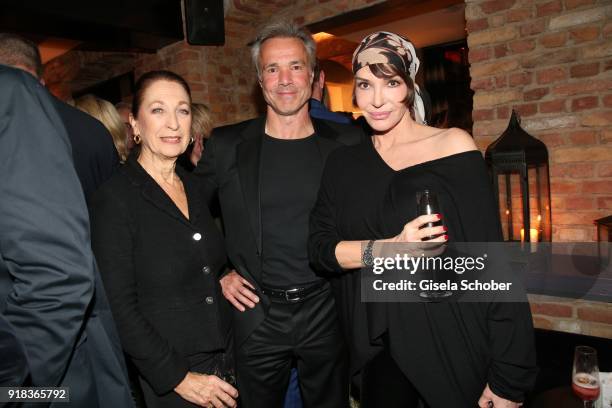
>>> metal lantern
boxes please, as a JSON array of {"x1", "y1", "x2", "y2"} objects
[{"x1": 485, "y1": 110, "x2": 552, "y2": 242}]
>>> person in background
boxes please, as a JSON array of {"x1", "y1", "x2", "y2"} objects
[
  {"x1": 178, "y1": 102, "x2": 213, "y2": 172},
  {"x1": 195, "y1": 19, "x2": 364, "y2": 408},
  {"x1": 308, "y1": 60, "x2": 352, "y2": 125},
  {"x1": 0, "y1": 33, "x2": 119, "y2": 199},
  {"x1": 90, "y1": 70, "x2": 237, "y2": 408},
  {"x1": 117, "y1": 100, "x2": 137, "y2": 153},
  {"x1": 0, "y1": 64, "x2": 134, "y2": 406},
  {"x1": 309, "y1": 31, "x2": 537, "y2": 408},
  {"x1": 75, "y1": 94, "x2": 129, "y2": 163}
]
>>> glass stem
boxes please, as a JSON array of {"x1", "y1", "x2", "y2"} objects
[{"x1": 583, "y1": 401, "x2": 594, "y2": 408}]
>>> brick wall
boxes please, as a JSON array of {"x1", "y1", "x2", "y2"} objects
[{"x1": 466, "y1": 0, "x2": 611, "y2": 338}]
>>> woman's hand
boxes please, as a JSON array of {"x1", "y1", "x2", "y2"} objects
[
  {"x1": 174, "y1": 372, "x2": 238, "y2": 407},
  {"x1": 478, "y1": 384, "x2": 522, "y2": 408},
  {"x1": 389, "y1": 214, "x2": 447, "y2": 243}
]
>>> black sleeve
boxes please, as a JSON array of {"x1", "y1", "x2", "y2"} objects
[
  {"x1": 0, "y1": 69, "x2": 95, "y2": 387},
  {"x1": 89, "y1": 189, "x2": 189, "y2": 394},
  {"x1": 308, "y1": 152, "x2": 345, "y2": 274},
  {"x1": 193, "y1": 128, "x2": 221, "y2": 208},
  {"x1": 454, "y1": 156, "x2": 538, "y2": 401}
]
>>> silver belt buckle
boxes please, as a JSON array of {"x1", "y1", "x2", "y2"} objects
[{"x1": 285, "y1": 287, "x2": 302, "y2": 302}]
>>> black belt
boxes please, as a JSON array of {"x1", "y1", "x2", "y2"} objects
[{"x1": 260, "y1": 280, "x2": 327, "y2": 303}]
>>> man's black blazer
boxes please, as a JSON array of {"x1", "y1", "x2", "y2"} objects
[
  {"x1": 195, "y1": 116, "x2": 365, "y2": 346},
  {"x1": 52, "y1": 98, "x2": 119, "y2": 198},
  {"x1": 0, "y1": 65, "x2": 133, "y2": 406}
]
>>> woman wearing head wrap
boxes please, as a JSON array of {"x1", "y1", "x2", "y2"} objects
[{"x1": 308, "y1": 32, "x2": 536, "y2": 407}]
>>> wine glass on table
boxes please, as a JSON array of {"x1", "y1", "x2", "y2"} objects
[
  {"x1": 416, "y1": 190, "x2": 451, "y2": 300},
  {"x1": 572, "y1": 345, "x2": 600, "y2": 407}
]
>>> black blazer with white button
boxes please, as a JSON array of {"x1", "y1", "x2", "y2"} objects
[{"x1": 90, "y1": 155, "x2": 230, "y2": 395}]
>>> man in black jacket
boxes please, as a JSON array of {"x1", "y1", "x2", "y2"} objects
[
  {"x1": 196, "y1": 20, "x2": 364, "y2": 408},
  {"x1": 0, "y1": 65, "x2": 133, "y2": 406}
]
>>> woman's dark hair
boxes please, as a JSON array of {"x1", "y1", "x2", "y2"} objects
[
  {"x1": 131, "y1": 70, "x2": 192, "y2": 117},
  {"x1": 353, "y1": 63, "x2": 416, "y2": 119}
]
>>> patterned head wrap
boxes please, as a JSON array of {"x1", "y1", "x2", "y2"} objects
[{"x1": 352, "y1": 31, "x2": 426, "y2": 125}]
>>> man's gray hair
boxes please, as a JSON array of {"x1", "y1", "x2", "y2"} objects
[
  {"x1": 0, "y1": 33, "x2": 43, "y2": 79},
  {"x1": 251, "y1": 20, "x2": 316, "y2": 79}
]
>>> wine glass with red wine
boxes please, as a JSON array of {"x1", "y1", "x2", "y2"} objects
[
  {"x1": 572, "y1": 345, "x2": 600, "y2": 407},
  {"x1": 416, "y1": 190, "x2": 451, "y2": 300}
]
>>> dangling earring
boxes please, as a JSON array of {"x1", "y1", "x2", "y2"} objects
[{"x1": 133, "y1": 134, "x2": 141, "y2": 144}]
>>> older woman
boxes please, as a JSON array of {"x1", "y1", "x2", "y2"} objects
[
  {"x1": 309, "y1": 32, "x2": 537, "y2": 408},
  {"x1": 90, "y1": 70, "x2": 237, "y2": 408}
]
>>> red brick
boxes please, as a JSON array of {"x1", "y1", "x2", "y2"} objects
[
  {"x1": 603, "y1": 94, "x2": 612, "y2": 108},
  {"x1": 540, "y1": 99, "x2": 566, "y2": 113},
  {"x1": 565, "y1": 0, "x2": 595, "y2": 9},
  {"x1": 467, "y1": 18, "x2": 489, "y2": 32},
  {"x1": 606, "y1": 60, "x2": 612, "y2": 72},
  {"x1": 599, "y1": 163, "x2": 612, "y2": 177},
  {"x1": 566, "y1": 196, "x2": 594, "y2": 210},
  {"x1": 494, "y1": 44, "x2": 509, "y2": 58},
  {"x1": 537, "y1": 67, "x2": 567, "y2": 84},
  {"x1": 537, "y1": 0, "x2": 563, "y2": 17},
  {"x1": 583, "y1": 180, "x2": 612, "y2": 193},
  {"x1": 570, "y1": 62, "x2": 600, "y2": 78},
  {"x1": 532, "y1": 316, "x2": 554, "y2": 330},
  {"x1": 507, "y1": 8, "x2": 533, "y2": 22},
  {"x1": 597, "y1": 196, "x2": 612, "y2": 208},
  {"x1": 571, "y1": 96, "x2": 599, "y2": 112},
  {"x1": 551, "y1": 162, "x2": 595, "y2": 178},
  {"x1": 480, "y1": 0, "x2": 516, "y2": 14},
  {"x1": 509, "y1": 39, "x2": 536, "y2": 54},
  {"x1": 473, "y1": 109, "x2": 495, "y2": 121},
  {"x1": 471, "y1": 78, "x2": 495, "y2": 91},
  {"x1": 497, "y1": 106, "x2": 510, "y2": 119},
  {"x1": 570, "y1": 26, "x2": 600, "y2": 43},
  {"x1": 469, "y1": 47, "x2": 492, "y2": 63},
  {"x1": 540, "y1": 133, "x2": 566, "y2": 147},
  {"x1": 530, "y1": 302, "x2": 573, "y2": 317},
  {"x1": 605, "y1": 22, "x2": 612, "y2": 38},
  {"x1": 577, "y1": 307, "x2": 612, "y2": 324},
  {"x1": 553, "y1": 79, "x2": 612, "y2": 96},
  {"x1": 495, "y1": 75, "x2": 508, "y2": 88},
  {"x1": 509, "y1": 72, "x2": 533, "y2": 87},
  {"x1": 554, "y1": 211, "x2": 604, "y2": 225},
  {"x1": 514, "y1": 103, "x2": 538, "y2": 117},
  {"x1": 520, "y1": 19, "x2": 546, "y2": 36},
  {"x1": 539, "y1": 32, "x2": 567, "y2": 48},
  {"x1": 569, "y1": 130, "x2": 597, "y2": 144},
  {"x1": 551, "y1": 180, "x2": 580, "y2": 194},
  {"x1": 174, "y1": 50, "x2": 200, "y2": 62},
  {"x1": 525, "y1": 87, "x2": 550, "y2": 101}
]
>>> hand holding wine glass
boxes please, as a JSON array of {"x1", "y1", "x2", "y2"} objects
[{"x1": 572, "y1": 345, "x2": 600, "y2": 408}]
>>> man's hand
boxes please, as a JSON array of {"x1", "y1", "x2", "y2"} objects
[
  {"x1": 220, "y1": 270, "x2": 259, "y2": 312},
  {"x1": 478, "y1": 384, "x2": 522, "y2": 408}
]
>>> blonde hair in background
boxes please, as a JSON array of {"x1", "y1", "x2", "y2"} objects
[
  {"x1": 74, "y1": 95, "x2": 129, "y2": 162},
  {"x1": 191, "y1": 103, "x2": 212, "y2": 138}
]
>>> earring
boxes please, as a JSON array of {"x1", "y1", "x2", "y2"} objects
[
  {"x1": 133, "y1": 134, "x2": 141, "y2": 144},
  {"x1": 190, "y1": 136, "x2": 194, "y2": 144}
]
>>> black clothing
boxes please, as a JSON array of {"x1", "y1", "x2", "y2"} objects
[
  {"x1": 195, "y1": 116, "x2": 365, "y2": 408},
  {"x1": 260, "y1": 133, "x2": 323, "y2": 287},
  {"x1": 52, "y1": 98, "x2": 119, "y2": 198},
  {"x1": 0, "y1": 66, "x2": 133, "y2": 406},
  {"x1": 309, "y1": 142, "x2": 538, "y2": 406},
  {"x1": 90, "y1": 155, "x2": 230, "y2": 401},
  {"x1": 235, "y1": 286, "x2": 347, "y2": 408}
]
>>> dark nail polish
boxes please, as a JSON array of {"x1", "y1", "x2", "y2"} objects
[
  {"x1": 444, "y1": 235, "x2": 449, "y2": 240},
  {"x1": 436, "y1": 214, "x2": 442, "y2": 220},
  {"x1": 443, "y1": 226, "x2": 448, "y2": 232}
]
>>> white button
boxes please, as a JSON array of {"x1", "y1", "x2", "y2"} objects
[
  {"x1": 205, "y1": 296, "x2": 214, "y2": 304},
  {"x1": 193, "y1": 233, "x2": 202, "y2": 241}
]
